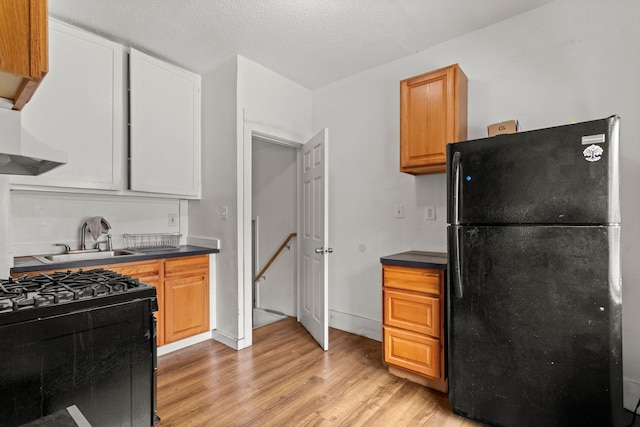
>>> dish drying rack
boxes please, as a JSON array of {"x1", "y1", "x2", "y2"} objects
[{"x1": 123, "y1": 233, "x2": 182, "y2": 250}]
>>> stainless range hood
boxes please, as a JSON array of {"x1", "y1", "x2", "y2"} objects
[{"x1": 0, "y1": 108, "x2": 67, "y2": 175}]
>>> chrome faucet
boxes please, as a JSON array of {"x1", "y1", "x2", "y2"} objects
[
  {"x1": 80, "y1": 218, "x2": 112, "y2": 250},
  {"x1": 95, "y1": 234, "x2": 113, "y2": 252},
  {"x1": 55, "y1": 243, "x2": 71, "y2": 253},
  {"x1": 80, "y1": 222, "x2": 89, "y2": 250}
]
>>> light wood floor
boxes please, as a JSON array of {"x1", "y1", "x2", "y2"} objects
[{"x1": 157, "y1": 317, "x2": 483, "y2": 427}]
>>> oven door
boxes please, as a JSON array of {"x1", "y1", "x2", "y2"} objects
[{"x1": 0, "y1": 299, "x2": 155, "y2": 427}]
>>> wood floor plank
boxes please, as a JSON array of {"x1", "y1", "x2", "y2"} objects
[{"x1": 157, "y1": 317, "x2": 481, "y2": 426}]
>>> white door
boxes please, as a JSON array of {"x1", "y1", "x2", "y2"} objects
[{"x1": 299, "y1": 129, "x2": 330, "y2": 350}]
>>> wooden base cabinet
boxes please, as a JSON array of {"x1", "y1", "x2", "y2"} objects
[
  {"x1": 400, "y1": 63, "x2": 467, "y2": 175},
  {"x1": 13, "y1": 254, "x2": 211, "y2": 347},
  {"x1": 382, "y1": 264, "x2": 447, "y2": 392},
  {"x1": 164, "y1": 255, "x2": 210, "y2": 343},
  {"x1": 103, "y1": 259, "x2": 165, "y2": 346}
]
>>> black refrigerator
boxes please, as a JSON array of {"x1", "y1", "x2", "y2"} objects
[{"x1": 446, "y1": 115, "x2": 624, "y2": 427}]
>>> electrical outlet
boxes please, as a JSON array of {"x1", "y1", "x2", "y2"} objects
[
  {"x1": 394, "y1": 204, "x2": 404, "y2": 219},
  {"x1": 425, "y1": 206, "x2": 436, "y2": 221},
  {"x1": 168, "y1": 213, "x2": 178, "y2": 226}
]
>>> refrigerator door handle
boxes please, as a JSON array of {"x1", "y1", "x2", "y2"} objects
[
  {"x1": 452, "y1": 151, "x2": 461, "y2": 225},
  {"x1": 451, "y1": 151, "x2": 463, "y2": 298},
  {"x1": 452, "y1": 225, "x2": 464, "y2": 298}
]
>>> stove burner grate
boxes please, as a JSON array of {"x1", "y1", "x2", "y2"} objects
[{"x1": 0, "y1": 268, "x2": 144, "y2": 314}]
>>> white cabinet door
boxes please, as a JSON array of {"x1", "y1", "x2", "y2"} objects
[
  {"x1": 12, "y1": 20, "x2": 125, "y2": 191},
  {"x1": 129, "y1": 49, "x2": 201, "y2": 198}
]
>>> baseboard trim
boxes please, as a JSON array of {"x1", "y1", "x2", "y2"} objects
[
  {"x1": 157, "y1": 331, "x2": 212, "y2": 356},
  {"x1": 212, "y1": 329, "x2": 246, "y2": 350},
  {"x1": 329, "y1": 309, "x2": 381, "y2": 342}
]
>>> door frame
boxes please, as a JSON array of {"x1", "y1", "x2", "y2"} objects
[{"x1": 241, "y1": 110, "x2": 303, "y2": 347}]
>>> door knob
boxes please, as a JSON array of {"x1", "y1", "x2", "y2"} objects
[{"x1": 315, "y1": 247, "x2": 334, "y2": 254}]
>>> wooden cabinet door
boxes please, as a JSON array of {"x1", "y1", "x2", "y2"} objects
[
  {"x1": 129, "y1": 48, "x2": 201, "y2": 198},
  {"x1": 384, "y1": 326, "x2": 441, "y2": 379},
  {"x1": 12, "y1": 19, "x2": 125, "y2": 191},
  {"x1": 0, "y1": 0, "x2": 47, "y2": 110},
  {"x1": 400, "y1": 64, "x2": 467, "y2": 175},
  {"x1": 164, "y1": 274, "x2": 209, "y2": 343},
  {"x1": 384, "y1": 288, "x2": 439, "y2": 337},
  {"x1": 164, "y1": 255, "x2": 209, "y2": 343},
  {"x1": 104, "y1": 260, "x2": 164, "y2": 346}
]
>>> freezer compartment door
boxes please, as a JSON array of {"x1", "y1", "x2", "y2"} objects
[
  {"x1": 447, "y1": 225, "x2": 623, "y2": 427},
  {"x1": 446, "y1": 116, "x2": 619, "y2": 225}
]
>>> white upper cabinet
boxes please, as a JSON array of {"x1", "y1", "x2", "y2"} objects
[
  {"x1": 129, "y1": 49, "x2": 201, "y2": 198},
  {"x1": 12, "y1": 20, "x2": 125, "y2": 191}
]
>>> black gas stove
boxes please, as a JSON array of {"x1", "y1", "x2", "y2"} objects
[
  {"x1": 0, "y1": 268, "x2": 159, "y2": 426},
  {"x1": 0, "y1": 268, "x2": 156, "y2": 325}
]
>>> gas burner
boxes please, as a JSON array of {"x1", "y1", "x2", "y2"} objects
[{"x1": 0, "y1": 269, "x2": 145, "y2": 314}]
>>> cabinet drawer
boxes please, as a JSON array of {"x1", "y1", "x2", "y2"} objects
[
  {"x1": 164, "y1": 254, "x2": 209, "y2": 278},
  {"x1": 103, "y1": 259, "x2": 161, "y2": 279},
  {"x1": 384, "y1": 288, "x2": 439, "y2": 337},
  {"x1": 383, "y1": 265, "x2": 441, "y2": 294},
  {"x1": 384, "y1": 326, "x2": 441, "y2": 379}
]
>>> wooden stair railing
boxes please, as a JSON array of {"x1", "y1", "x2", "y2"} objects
[{"x1": 254, "y1": 232, "x2": 297, "y2": 283}]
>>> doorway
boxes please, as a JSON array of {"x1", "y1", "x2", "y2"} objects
[
  {"x1": 241, "y1": 118, "x2": 329, "y2": 350},
  {"x1": 251, "y1": 137, "x2": 298, "y2": 328}
]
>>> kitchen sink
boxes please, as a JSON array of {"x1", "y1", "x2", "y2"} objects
[{"x1": 33, "y1": 249, "x2": 140, "y2": 264}]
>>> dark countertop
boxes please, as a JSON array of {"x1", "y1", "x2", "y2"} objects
[
  {"x1": 380, "y1": 250, "x2": 447, "y2": 269},
  {"x1": 11, "y1": 245, "x2": 220, "y2": 274}
]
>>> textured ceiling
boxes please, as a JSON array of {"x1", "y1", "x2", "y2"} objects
[{"x1": 49, "y1": 0, "x2": 554, "y2": 89}]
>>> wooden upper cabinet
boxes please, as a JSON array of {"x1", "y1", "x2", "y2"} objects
[
  {"x1": 400, "y1": 64, "x2": 467, "y2": 175},
  {"x1": 0, "y1": 0, "x2": 48, "y2": 110}
]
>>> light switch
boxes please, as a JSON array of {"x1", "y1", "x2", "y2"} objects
[
  {"x1": 221, "y1": 206, "x2": 228, "y2": 220},
  {"x1": 394, "y1": 204, "x2": 405, "y2": 219}
]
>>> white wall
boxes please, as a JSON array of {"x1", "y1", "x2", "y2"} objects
[
  {"x1": 189, "y1": 56, "x2": 311, "y2": 348},
  {"x1": 188, "y1": 58, "x2": 239, "y2": 342},
  {"x1": 252, "y1": 138, "x2": 297, "y2": 316},
  {"x1": 312, "y1": 0, "x2": 640, "y2": 409},
  {"x1": 237, "y1": 56, "x2": 312, "y2": 347},
  {"x1": 9, "y1": 191, "x2": 183, "y2": 255},
  {"x1": 238, "y1": 56, "x2": 312, "y2": 144}
]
